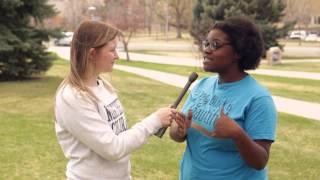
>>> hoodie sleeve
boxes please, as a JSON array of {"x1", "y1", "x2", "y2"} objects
[{"x1": 55, "y1": 87, "x2": 162, "y2": 161}]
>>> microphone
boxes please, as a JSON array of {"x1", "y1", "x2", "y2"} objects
[{"x1": 154, "y1": 72, "x2": 198, "y2": 138}]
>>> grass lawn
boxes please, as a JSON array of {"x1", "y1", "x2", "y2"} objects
[
  {"x1": 130, "y1": 49, "x2": 320, "y2": 60},
  {"x1": 259, "y1": 62, "x2": 320, "y2": 73},
  {"x1": 281, "y1": 56, "x2": 320, "y2": 60},
  {"x1": 124, "y1": 50, "x2": 320, "y2": 73},
  {"x1": 1, "y1": 59, "x2": 320, "y2": 179},
  {"x1": 130, "y1": 50, "x2": 201, "y2": 59},
  {"x1": 131, "y1": 32, "x2": 193, "y2": 42},
  {"x1": 116, "y1": 60, "x2": 320, "y2": 104},
  {"x1": 279, "y1": 39, "x2": 320, "y2": 47}
]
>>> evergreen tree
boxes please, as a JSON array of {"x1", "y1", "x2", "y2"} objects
[
  {"x1": 190, "y1": 0, "x2": 295, "y2": 51},
  {"x1": 0, "y1": 0, "x2": 59, "y2": 80}
]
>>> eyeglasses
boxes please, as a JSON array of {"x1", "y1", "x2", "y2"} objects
[{"x1": 202, "y1": 40, "x2": 231, "y2": 51}]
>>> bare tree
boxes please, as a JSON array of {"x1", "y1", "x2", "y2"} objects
[
  {"x1": 283, "y1": 0, "x2": 312, "y2": 26},
  {"x1": 283, "y1": 0, "x2": 312, "y2": 45},
  {"x1": 104, "y1": 0, "x2": 145, "y2": 61},
  {"x1": 143, "y1": 0, "x2": 155, "y2": 35},
  {"x1": 169, "y1": 0, "x2": 193, "y2": 38},
  {"x1": 152, "y1": 0, "x2": 194, "y2": 39},
  {"x1": 63, "y1": 0, "x2": 89, "y2": 30}
]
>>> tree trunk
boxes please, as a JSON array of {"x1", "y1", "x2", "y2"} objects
[
  {"x1": 176, "y1": 25, "x2": 182, "y2": 39},
  {"x1": 126, "y1": 49, "x2": 130, "y2": 61},
  {"x1": 176, "y1": 14, "x2": 182, "y2": 39},
  {"x1": 148, "y1": 24, "x2": 152, "y2": 36},
  {"x1": 298, "y1": 25, "x2": 302, "y2": 46},
  {"x1": 123, "y1": 41, "x2": 130, "y2": 61}
]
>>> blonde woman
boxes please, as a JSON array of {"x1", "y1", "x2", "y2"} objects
[{"x1": 54, "y1": 21, "x2": 176, "y2": 180}]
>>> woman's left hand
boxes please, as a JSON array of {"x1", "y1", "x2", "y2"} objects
[{"x1": 210, "y1": 108, "x2": 242, "y2": 139}]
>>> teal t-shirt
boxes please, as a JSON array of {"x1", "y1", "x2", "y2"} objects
[{"x1": 180, "y1": 75, "x2": 277, "y2": 180}]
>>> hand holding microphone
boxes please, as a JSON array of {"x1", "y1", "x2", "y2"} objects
[{"x1": 155, "y1": 72, "x2": 198, "y2": 138}]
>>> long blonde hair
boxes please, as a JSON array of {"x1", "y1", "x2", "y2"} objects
[{"x1": 59, "y1": 20, "x2": 120, "y2": 102}]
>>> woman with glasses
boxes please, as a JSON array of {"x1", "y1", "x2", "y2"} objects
[{"x1": 170, "y1": 16, "x2": 277, "y2": 180}]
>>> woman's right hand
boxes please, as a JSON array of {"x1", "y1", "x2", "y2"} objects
[
  {"x1": 155, "y1": 107, "x2": 176, "y2": 127},
  {"x1": 175, "y1": 110, "x2": 192, "y2": 138}
]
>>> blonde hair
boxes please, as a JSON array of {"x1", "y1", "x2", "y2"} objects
[{"x1": 59, "y1": 20, "x2": 120, "y2": 102}]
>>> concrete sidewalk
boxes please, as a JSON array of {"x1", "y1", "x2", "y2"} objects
[
  {"x1": 115, "y1": 64, "x2": 320, "y2": 121},
  {"x1": 118, "y1": 52, "x2": 320, "y2": 80}
]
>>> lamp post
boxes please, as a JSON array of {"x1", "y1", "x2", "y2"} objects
[{"x1": 88, "y1": 6, "x2": 96, "y2": 20}]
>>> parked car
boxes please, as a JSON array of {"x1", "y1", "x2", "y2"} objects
[
  {"x1": 54, "y1": 32, "x2": 73, "y2": 46},
  {"x1": 305, "y1": 34, "x2": 319, "y2": 41},
  {"x1": 289, "y1": 30, "x2": 307, "y2": 40}
]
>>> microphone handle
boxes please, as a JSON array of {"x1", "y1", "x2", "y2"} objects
[
  {"x1": 154, "y1": 81, "x2": 192, "y2": 138},
  {"x1": 171, "y1": 82, "x2": 191, "y2": 108}
]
